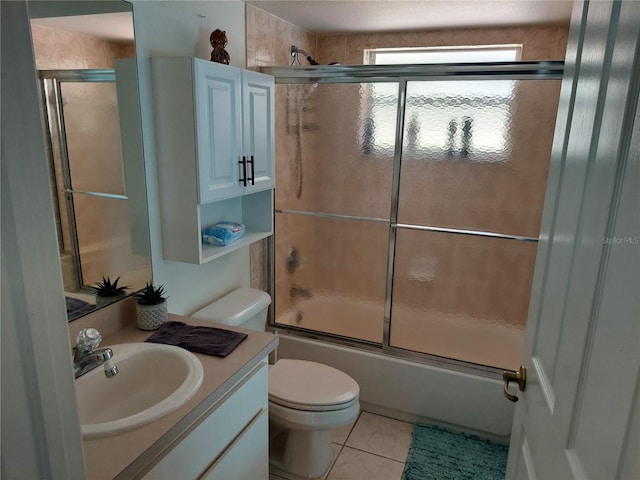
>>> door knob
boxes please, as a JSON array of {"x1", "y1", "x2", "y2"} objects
[{"x1": 503, "y1": 365, "x2": 527, "y2": 402}]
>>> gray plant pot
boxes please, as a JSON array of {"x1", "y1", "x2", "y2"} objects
[{"x1": 136, "y1": 300, "x2": 168, "y2": 330}]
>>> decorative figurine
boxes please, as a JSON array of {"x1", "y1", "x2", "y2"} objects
[{"x1": 210, "y1": 29, "x2": 230, "y2": 65}]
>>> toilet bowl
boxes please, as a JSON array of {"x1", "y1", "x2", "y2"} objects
[
  {"x1": 191, "y1": 287, "x2": 360, "y2": 479},
  {"x1": 268, "y1": 359, "x2": 360, "y2": 478}
]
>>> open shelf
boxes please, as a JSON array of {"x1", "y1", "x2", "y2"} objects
[
  {"x1": 198, "y1": 189, "x2": 273, "y2": 264},
  {"x1": 201, "y1": 229, "x2": 272, "y2": 264}
]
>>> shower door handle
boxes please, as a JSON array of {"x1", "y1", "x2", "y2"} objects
[
  {"x1": 239, "y1": 156, "x2": 248, "y2": 187},
  {"x1": 62, "y1": 188, "x2": 127, "y2": 200},
  {"x1": 502, "y1": 365, "x2": 526, "y2": 402}
]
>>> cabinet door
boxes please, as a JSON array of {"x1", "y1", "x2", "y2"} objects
[
  {"x1": 242, "y1": 70, "x2": 275, "y2": 194},
  {"x1": 199, "y1": 409, "x2": 268, "y2": 480},
  {"x1": 143, "y1": 362, "x2": 268, "y2": 480},
  {"x1": 194, "y1": 61, "x2": 244, "y2": 203}
]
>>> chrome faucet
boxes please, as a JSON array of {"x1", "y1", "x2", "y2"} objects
[{"x1": 73, "y1": 328, "x2": 119, "y2": 379}]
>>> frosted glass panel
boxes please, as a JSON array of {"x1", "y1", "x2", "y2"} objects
[
  {"x1": 73, "y1": 194, "x2": 150, "y2": 291},
  {"x1": 272, "y1": 75, "x2": 559, "y2": 368},
  {"x1": 62, "y1": 82, "x2": 125, "y2": 195},
  {"x1": 275, "y1": 83, "x2": 396, "y2": 220},
  {"x1": 390, "y1": 229, "x2": 538, "y2": 369},
  {"x1": 397, "y1": 79, "x2": 561, "y2": 237},
  {"x1": 274, "y1": 212, "x2": 387, "y2": 343}
]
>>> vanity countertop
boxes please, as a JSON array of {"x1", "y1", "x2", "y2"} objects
[{"x1": 81, "y1": 313, "x2": 278, "y2": 480}]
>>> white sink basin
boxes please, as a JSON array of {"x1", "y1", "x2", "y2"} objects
[{"x1": 76, "y1": 343, "x2": 203, "y2": 439}]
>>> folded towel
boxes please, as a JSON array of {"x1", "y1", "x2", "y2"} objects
[
  {"x1": 202, "y1": 222, "x2": 245, "y2": 246},
  {"x1": 145, "y1": 321, "x2": 247, "y2": 357}
]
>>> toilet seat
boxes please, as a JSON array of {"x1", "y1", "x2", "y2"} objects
[
  {"x1": 269, "y1": 359, "x2": 359, "y2": 412},
  {"x1": 270, "y1": 394, "x2": 359, "y2": 412}
]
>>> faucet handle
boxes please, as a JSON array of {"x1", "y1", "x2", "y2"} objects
[{"x1": 75, "y1": 328, "x2": 102, "y2": 355}]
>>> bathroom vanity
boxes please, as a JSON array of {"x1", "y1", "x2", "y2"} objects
[{"x1": 79, "y1": 313, "x2": 278, "y2": 479}]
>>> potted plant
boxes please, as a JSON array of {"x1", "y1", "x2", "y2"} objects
[
  {"x1": 91, "y1": 276, "x2": 130, "y2": 308},
  {"x1": 135, "y1": 282, "x2": 168, "y2": 330}
]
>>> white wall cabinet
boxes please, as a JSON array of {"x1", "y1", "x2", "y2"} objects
[
  {"x1": 144, "y1": 362, "x2": 268, "y2": 480},
  {"x1": 152, "y1": 58, "x2": 274, "y2": 264}
]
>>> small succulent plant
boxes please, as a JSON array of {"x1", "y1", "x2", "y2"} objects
[
  {"x1": 135, "y1": 282, "x2": 167, "y2": 306},
  {"x1": 92, "y1": 276, "x2": 130, "y2": 298}
]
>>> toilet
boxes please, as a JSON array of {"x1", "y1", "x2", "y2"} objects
[{"x1": 191, "y1": 287, "x2": 360, "y2": 479}]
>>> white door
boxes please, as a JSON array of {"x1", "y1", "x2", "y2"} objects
[
  {"x1": 242, "y1": 70, "x2": 275, "y2": 193},
  {"x1": 506, "y1": 1, "x2": 640, "y2": 479},
  {"x1": 194, "y1": 60, "x2": 244, "y2": 203}
]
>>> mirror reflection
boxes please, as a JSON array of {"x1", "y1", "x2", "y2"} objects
[{"x1": 28, "y1": 1, "x2": 152, "y2": 321}]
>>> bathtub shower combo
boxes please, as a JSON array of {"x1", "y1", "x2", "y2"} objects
[
  {"x1": 38, "y1": 68, "x2": 151, "y2": 315},
  {"x1": 261, "y1": 59, "x2": 563, "y2": 436}
]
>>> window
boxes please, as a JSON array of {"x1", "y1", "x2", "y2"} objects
[
  {"x1": 366, "y1": 45, "x2": 522, "y2": 65},
  {"x1": 362, "y1": 45, "x2": 522, "y2": 162}
]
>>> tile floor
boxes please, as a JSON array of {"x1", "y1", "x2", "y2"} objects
[{"x1": 269, "y1": 411, "x2": 413, "y2": 480}]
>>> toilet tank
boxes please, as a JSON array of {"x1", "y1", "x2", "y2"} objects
[{"x1": 191, "y1": 287, "x2": 271, "y2": 331}]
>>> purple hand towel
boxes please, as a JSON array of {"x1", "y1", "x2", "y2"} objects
[{"x1": 145, "y1": 321, "x2": 247, "y2": 357}]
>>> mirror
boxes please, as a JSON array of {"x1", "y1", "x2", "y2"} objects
[{"x1": 27, "y1": 1, "x2": 152, "y2": 321}]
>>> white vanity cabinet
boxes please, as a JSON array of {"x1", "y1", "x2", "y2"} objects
[
  {"x1": 144, "y1": 361, "x2": 268, "y2": 480},
  {"x1": 151, "y1": 58, "x2": 274, "y2": 264}
]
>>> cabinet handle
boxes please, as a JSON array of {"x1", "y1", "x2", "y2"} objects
[
  {"x1": 248, "y1": 155, "x2": 255, "y2": 186},
  {"x1": 239, "y1": 156, "x2": 247, "y2": 187}
]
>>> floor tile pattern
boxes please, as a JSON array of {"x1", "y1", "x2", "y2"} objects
[{"x1": 270, "y1": 411, "x2": 413, "y2": 480}]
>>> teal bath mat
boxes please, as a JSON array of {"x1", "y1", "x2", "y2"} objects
[{"x1": 403, "y1": 424, "x2": 509, "y2": 480}]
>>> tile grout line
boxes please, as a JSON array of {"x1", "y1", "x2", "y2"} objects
[
  {"x1": 325, "y1": 412, "x2": 361, "y2": 480},
  {"x1": 340, "y1": 444, "x2": 408, "y2": 465},
  {"x1": 324, "y1": 443, "x2": 345, "y2": 480},
  {"x1": 341, "y1": 410, "x2": 413, "y2": 465}
]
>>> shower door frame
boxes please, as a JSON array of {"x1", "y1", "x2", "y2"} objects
[
  {"x1": 263, "y1": 61, "x2": 565, "y2": 377},
  {"x1": 39, "y1": 69, "x2": 128, "y2": 291}
]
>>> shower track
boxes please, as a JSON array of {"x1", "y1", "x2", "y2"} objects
[
  {"x1": 262, "y1": 61, "x2": 564, "y2": 377},
  {"x1": 260, "y1": 61, "x2": 564, "y2": 84}
]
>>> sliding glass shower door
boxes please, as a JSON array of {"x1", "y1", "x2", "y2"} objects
[
  {"x1": 388, "y1": 79, "x2": 558, "y2": 369},
  {"x1": 41, "y1": 71, "x2": 151, "y2": 294},
  {"x1": 274, "y1": 83, "x2": 396, "y2": 343},
  {"x1": 271, "y1": 65, "x2": 562, "y2": 370}
]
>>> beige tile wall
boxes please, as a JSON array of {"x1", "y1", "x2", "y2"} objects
[
  {"x1": 317, "y1": 25, "x2": 569, "y2": 65},
  {"x1": 246, "y1": 4, "x2": 318, "y2": 293},
  {"x1": 246, "y1": 4, "x2": 317, "y2": 70},
  {"x1": 31, "y1": 24, "x2": 134, "y2": 70}
]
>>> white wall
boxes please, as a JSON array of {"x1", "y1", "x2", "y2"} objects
[{"x1": 131, "y1": 1, "x2": 250, "y2": 314}]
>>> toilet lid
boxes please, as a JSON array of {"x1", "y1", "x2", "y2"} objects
[{"x1": 269, "y1": 359, "x2": 359, "y2": 410}]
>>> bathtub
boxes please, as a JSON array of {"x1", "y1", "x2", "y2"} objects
[{"x1": 274, "y1": 296, "x2": 516, "y2": 441}]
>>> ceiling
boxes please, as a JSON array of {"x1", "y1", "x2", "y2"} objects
[
  {"x1": 28, "y1": 1, "x2": 573, "y2": 41},
  {"x1": 247, "y1": 0, "x2": 573, "y2": 34}
]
